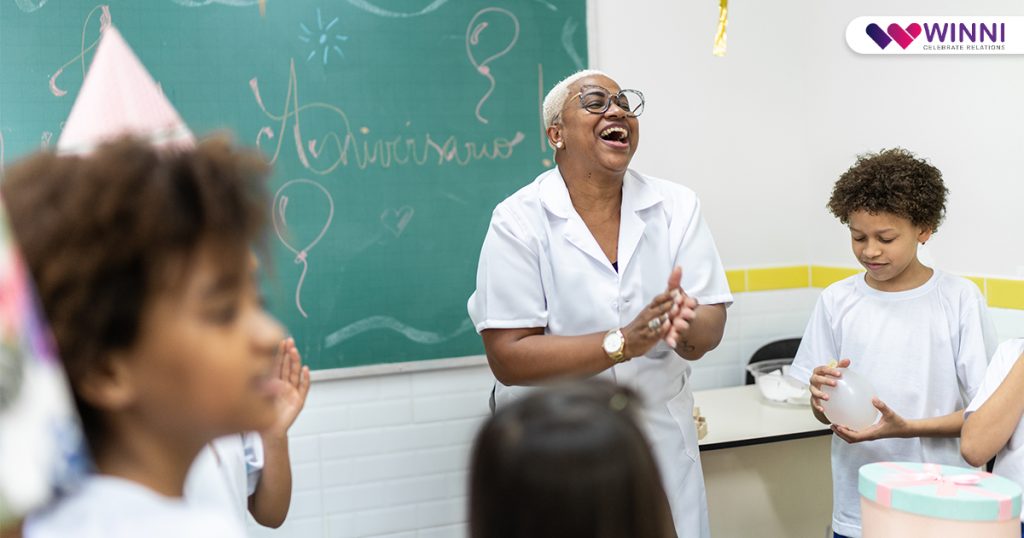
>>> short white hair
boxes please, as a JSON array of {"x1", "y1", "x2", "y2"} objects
[{"x1": 542, "y1": 69, "x2": 612, "y2": 130}]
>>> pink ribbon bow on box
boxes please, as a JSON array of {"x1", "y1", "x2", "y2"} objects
[{"x1": 876, "y1": 462, "x2": 1013, "y2": 521}]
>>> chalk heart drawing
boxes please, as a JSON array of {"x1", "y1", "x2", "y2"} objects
[
  {"x1": 466, "y1": 7, "x2": 520, "y2": 124},
  {"x1": 273, "y1": 179, "x2": 335, "y2": 318},
  {"x1": 380, "y1": 206, "x2": 414, "y2": 237}
]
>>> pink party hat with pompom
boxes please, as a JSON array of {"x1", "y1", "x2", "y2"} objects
[{"x1": 57, "y1": 25, "x2": 195, "y2": 155}]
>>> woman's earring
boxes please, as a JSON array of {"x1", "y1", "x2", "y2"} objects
[{"x1": 555, "y1": 141, "x2": 563, "y2": 149}]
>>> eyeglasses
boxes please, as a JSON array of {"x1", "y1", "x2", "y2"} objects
[{"x1": 574, "y1": 86, "x2": 645, "y2": 117}]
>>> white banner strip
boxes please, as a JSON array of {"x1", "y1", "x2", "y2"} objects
[{"x1": 847, "y1": 16, "x2": 1024, "y2": 55}]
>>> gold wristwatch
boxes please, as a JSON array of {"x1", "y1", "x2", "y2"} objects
[{"x1": 602, "y1": 329, "x2": 627, "y2": 363}]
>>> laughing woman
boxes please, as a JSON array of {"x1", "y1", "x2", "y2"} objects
[{"x1": 467, "y1": 70, "x2": 732, "y2": 537}]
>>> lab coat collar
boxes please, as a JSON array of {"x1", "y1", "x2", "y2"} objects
[
  {"x1": 538, "y1": 167, "x2": 663, "y2": 218},
  {"x1": 539, "y1": 167, "x2": 664, "y2": 274}
]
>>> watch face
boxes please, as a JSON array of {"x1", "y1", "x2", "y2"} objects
[{"x1": 603, "y1": 331, "x2": 623, "y2": 353}]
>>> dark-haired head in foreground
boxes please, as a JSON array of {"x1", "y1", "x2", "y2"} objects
[{"x1": 469, "y1": 380, "x2": 676, "y2": 538}]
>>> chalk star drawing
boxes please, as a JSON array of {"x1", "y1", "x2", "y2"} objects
[{"x1": 299, "y1": 8, "x2": 349, "y2": 65}]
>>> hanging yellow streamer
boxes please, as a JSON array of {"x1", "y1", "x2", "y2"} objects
[{"x1": 713, "y1": 0, "x2": 728, "y2": 57}]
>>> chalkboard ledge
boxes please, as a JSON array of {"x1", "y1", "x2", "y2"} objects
[{"x1": 310, "y1": 355, "x2": 489, "y2": 382}]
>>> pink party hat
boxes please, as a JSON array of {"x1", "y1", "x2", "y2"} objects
[{"x1": 57, "y1": 25, "x2": 195, "y2": 155}]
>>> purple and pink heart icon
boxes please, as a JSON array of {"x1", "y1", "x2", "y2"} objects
[{"x1": 866, "y1": 23, "x2": 922, "y2": 50}]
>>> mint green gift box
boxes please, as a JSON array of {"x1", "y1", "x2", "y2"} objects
[{"x1": 859, "y1": 461, "x2": 1022, "y2": 522}]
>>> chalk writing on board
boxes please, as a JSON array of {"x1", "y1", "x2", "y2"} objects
[
  {"x1": 250, "y1": 60, "x2": 525, "y2": 176},
  {"x1": 561, "y1": 17, "x2": 584, "y2": 70},
  {"x1": 299, "y1": 8, "x2": 348, "y2": 65},
  {"x1": 272, "y1": 178, "x2": 334, "y2": 318},
  {"x1": 536, "y1": 63, "x2": 553, "y2": 167},
  {"x1": 49, "y1": 5, "x2": 111, "y2": 98},
  {"x1": 171, "y1": 0, "x2": 258, "y2": 6},
  {"x1": 534, "y1": 0, "x2": 557, "y2": 12},
  {"x1": 14, "y1": 0, "x2": 47, "y2": 12},
  {"x1": 466, "y1": 8, "x2": 520, "y2": 124},
  {"x1": 324, "y1": 316, "x2": 474, "y2": 348},
  {"x1": 346, "y1": 0, "x2": 448, "y2": 19}
]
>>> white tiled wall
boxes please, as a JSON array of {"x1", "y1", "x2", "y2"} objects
[
  {"x1": 251, "y1": 290, "x2": 1024, "y2": 538},
  {"x1": 249, "y1": 365, "x2": 495, "y2": 538},
  {"x1": 689, "y1": 288, "x2": 821, "y2": 391}
]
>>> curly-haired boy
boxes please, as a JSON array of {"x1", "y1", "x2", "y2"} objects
[{"x1": 789, "y1": 148, "x2": 998, "y2": 538}]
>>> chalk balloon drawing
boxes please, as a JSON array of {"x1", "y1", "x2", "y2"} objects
[
  {"x1": 49, "y1": 5, "x2": 112, "y2": 97},
  {"x1": 272, "y1": 179, "x2": 334, "y2": 318},
  {"x1": 466, "y1": 8, "x2": 520, "y2": 124}
]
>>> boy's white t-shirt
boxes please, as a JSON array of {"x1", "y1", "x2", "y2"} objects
[
  {"x1": 184, "y1": 432, "x2": 264, "y2": 523},
  {"x1": 789, "y1": 270, "x2": 997, "y2": 538},
  {"x1": 24, "y1": 475, "x2": 245, "y2": 538},
  {"x1": 965, "y1": 337, "x2": 1024, "y2": 520}
]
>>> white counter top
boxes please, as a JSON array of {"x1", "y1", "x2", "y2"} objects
[{"x1": 694, "y1": 384, "x2": 831, "y2": 450}]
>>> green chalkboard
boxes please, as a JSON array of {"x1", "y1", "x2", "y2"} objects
[{"x1": 0, "y1": 0, "x2": 587, "y2": 370}]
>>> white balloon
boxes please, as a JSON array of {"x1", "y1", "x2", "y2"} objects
[{"x1": 821, "y1": 367, "x2": 880, "y2": 431}]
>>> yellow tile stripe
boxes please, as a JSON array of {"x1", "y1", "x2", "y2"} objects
[
  {"x1": 725, "y1": 269, "x2": 746, "y2": 293},
  {"x1": 724, "y1": 265, "x2": 1024, "y2": 310},
  {"x1": 811, "y1": 266, "x2": 862, "y2": 288},
  {"x1": 746, "y1": 266, "x2": 809, "y2": 292},
  {"x1": 965, "y1": 276, "x2": 986, "y2": 295},
  {"x1": 987, "y1": 278, "x2": 1024, "y2": 310}
]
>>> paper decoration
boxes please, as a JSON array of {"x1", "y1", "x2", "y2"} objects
[
  {"x1": 0, "y1": 203, "x2": 89, "y2": 526},
  {"x1": 57, "y1": 25, "x2": 195, "y2": 155},
  {"x1": 713, "y1": 0, "x2": 728, "y2": 57}
]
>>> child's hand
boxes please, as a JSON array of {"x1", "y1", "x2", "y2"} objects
[
  {"x1": 831, "y1": 397, "x2": 907, "y2": 443},
  {"x1": 262, "y1": 337, "x2": 311, "y2": 439},
  {"x1": 809, "y1": 358, "x2": 851, "y2": 415}
]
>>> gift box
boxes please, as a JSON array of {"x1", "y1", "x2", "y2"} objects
[{"x1": 859, "y1": 461, "x2": 1022, "y2": 537}]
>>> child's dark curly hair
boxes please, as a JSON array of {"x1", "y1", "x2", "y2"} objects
[
  {"x1": 1, "y1": 135, "x2": 270, "y2": 442},
  {"x1": 827, "y1": 148, "x2": 948, "y2": 232}
]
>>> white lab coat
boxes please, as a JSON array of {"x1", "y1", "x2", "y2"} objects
[{"x1": 468, "y1": 167, "x2": 732, "y2": 538}]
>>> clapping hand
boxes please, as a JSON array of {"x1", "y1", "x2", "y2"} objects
[{"x1": 261, "y1": 337, "x2": 311, "y2": 438}]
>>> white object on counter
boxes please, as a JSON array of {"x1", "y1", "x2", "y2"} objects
[
  {"x1": 746, "y1": 359, "x2": 811, "y2": 405},
  {"x1": 695, "y1": 385, "x2": 829, "y2": 448}
]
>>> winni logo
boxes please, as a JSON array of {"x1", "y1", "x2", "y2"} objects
[
  {"x1": 866, "y1": 23, "x2": 921, "y2": 50},
  {"x1": 863, "y1": 20, "x2": 1006, "y2": 51}
]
